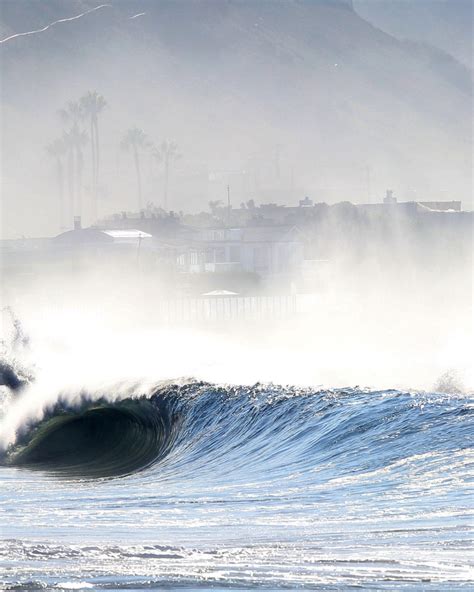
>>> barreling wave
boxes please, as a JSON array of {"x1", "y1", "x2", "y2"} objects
[
  {"x1": 1, "y1": 379, "x2": 473, "y2": 481},
  {"x1": 2, "y1": 395, "x2": 180, "y2": 478}
]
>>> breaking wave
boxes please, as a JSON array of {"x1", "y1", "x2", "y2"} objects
[{"x1": 1, "y1": 379, "x2": 473, "y2": 482}]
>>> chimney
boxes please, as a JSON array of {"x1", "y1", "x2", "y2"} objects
[
  {"x1": 383, "y1": 190, "x2": 397, "y2": 205},
  {"x1": 73, "y1": 216, "x2": 82, "y2": 230},
  {"x1": 299, "y1": 196, "x2": 313, "y2": 207}
]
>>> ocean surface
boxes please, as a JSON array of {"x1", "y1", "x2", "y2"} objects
[{"x1": 0, "y1": 376, "x2": 473, "y2": 590}]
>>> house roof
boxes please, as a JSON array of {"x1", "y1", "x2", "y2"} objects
[
  {"x1": 102, "y1": 229, "x2": 152, "y2": 239},
  {"x1": 54, "y1": 228, "x2": 112, "y2": 243},
  {"x1": 54, "y1": 228, "x2": 152, "y2": 243}
]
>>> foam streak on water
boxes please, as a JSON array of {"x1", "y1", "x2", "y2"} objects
[{"x1": 1, "y1": 382, "x2": 473, "y2": 590}]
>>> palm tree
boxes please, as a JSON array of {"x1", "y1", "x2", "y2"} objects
[
  {"x1": 46, "y1": 137, "x2": 67, "y2": 229},
  {"x1": 121, "y1": 128, "x2": 150, "y2": 211},
  {"x1": 72, "y1": 126, "x2": 88, "y2": 217},
  {"x1": 58, "y1": 101, "x2": 88, "y2": 223},
  {"x1": 60, "y1": 129, "x2": 75, "y2": 225},
  {"x1": 154, "y1": 141, "x2": 181, "y2": 211},
  {"x1": 79, "y1": 91, "x2": 107, "y2": 219},
  {"x1": 58, "y1": 100, "x2": 83, "y2": 127},
  {"x1": 61, "y1": 125, "x2": 88, "y2": 222}
]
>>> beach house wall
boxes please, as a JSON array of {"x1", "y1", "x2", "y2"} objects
[{"x1": 177, "y1": 225, "x2": 304, "y2": 277}]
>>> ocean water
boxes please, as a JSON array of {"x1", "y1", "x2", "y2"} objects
[{"x1": 0, "y1": 378, "x2": 472, "y2": 591}]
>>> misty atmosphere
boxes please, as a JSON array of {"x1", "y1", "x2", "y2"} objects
[
  {"x1": 0, "y1": 1, "x2": 473, "y2": 591},
  {"x1": 1, "y1": 0, "x2": 472, "y2": 236}
]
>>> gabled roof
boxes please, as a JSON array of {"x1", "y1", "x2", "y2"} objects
[{"x1": 54, "y1": 228, "x2": 112, "y2": 243}]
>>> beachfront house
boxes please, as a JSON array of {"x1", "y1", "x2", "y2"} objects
[{"x1": 177, "y1": 225, "x2": 304, "y2": 277}]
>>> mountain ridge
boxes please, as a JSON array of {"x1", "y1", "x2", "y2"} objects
[{"x1": 1, "y1": 0, "x2": 471, "y2": 237}]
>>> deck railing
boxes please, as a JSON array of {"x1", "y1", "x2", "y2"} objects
[{"x1": 156, "y1": 295, "x2": 301, "y2": 323}]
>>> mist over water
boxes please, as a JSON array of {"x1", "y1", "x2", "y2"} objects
[
  {"x1": 1, "y1": 217, "x2": 472, "y2": 461},
  {"x1": 2, "y1": 229, "x2": 472, "y2": 388},
  {"x1": 0, "y1": 236, "x2": 471, "y2": 589}
]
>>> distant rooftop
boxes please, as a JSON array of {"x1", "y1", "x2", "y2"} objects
[
  {"x1": 54, "y1": 227, "x2": 153, "y2": 244},
  {"x1": 102, "y1": 230, "x2": 152, "y2": 239}
]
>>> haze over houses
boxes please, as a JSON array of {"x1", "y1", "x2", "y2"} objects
[
  {"x1": 1, "y1": 191, "x2": 471, "y2": 304},
  {"x1": 176, "y1": 226, "x2": 304, "y2": 278}
]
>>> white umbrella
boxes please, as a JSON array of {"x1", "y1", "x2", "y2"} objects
[{"x1": 202, "y1": 290, "x2": 239, "y2": 297}]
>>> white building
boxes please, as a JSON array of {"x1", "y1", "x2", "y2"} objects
[{"x1": 177, "y1": 225, "x2": 304, "y2": 277}]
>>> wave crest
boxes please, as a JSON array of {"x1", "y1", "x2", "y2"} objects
[{"x1": 2, "y1": 381, "x2": 472, "y2": 482}]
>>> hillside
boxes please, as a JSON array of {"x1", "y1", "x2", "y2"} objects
[
  {"x1": 354, "y1": 0, "x2": 473, "y2": 68},
  {"x1": 0, "y1": 0, "x2": 471, "y2": 237}
]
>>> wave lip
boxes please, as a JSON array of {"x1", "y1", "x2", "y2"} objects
[{"x1": 5, "y1": 398, "x2": 173, "y2": 478}]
